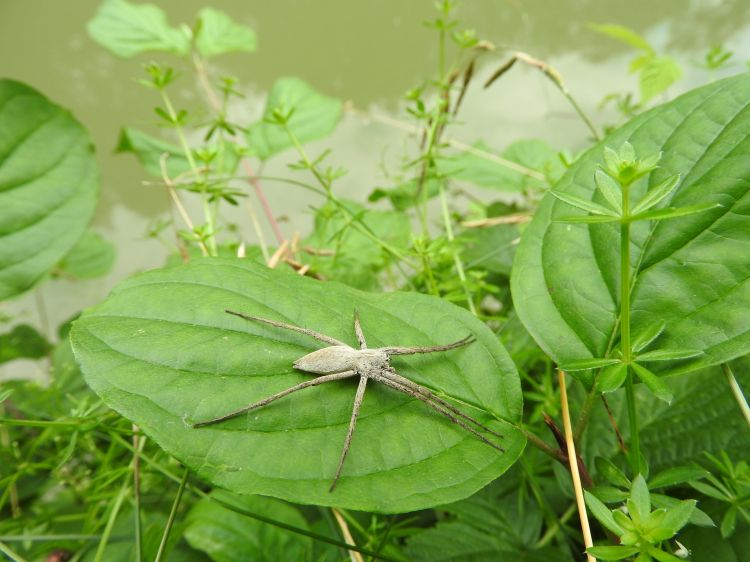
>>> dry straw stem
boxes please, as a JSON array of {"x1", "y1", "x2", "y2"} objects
[
  {"x1": 332, "y1": 508, "x2": 364, "y2": 562},
  {"x1": 558, "y1": 369, "x2": 595, "y2": 562}
]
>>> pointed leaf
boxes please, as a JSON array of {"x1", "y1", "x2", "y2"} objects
[
  {"x1": 587, "y1": 546, "x2": 641, "y2": 560},
  {"x1": 689, "y1": 480, "x2": 729, "y2": 501},
  {"x1": 649, "y1": 548, "x2": 685, "y2": 562},
  {"x1": 87, "y1": 0, "x2": 190, "y2": 58},
  {"x1": 595, "y1": 168, "x2": 623, "y2": 213},
  {"x1": 70, "y1": 258, "x2": 524, "y2": 513},
  {"x1": 554, "y1": 215, "x2": 621, "y2": 224},
  {"x1": 632, "y1": 320, "x2": 666, "y2": 353},
  {"x1": 631, "y1": 202, "x2": 721, "y2": 222},
  {"x1": 720, "y1": 506, "x2": 738, "y2": 538},
  {"x1": 649, "y1": 466, "x2": 709, "y2": 489},
  {"x1": 511, "y1": 74, "x2": 750, "y2": 378},
  {"x1": 661, "y1": 499, "x2": 697, "y2": 536},
  {"x1": 0, "y1": 80, "x2": 99, "y2": 300},
  {"x1": 598, "y1": 363, "x2": 628, "y2": 393},
  {"x1": 630, "y1": 475, "x2": 651, "y2": 522},
  {"x1": 595, "y1": 457, "x2": 631, "y2": 488},
  {"x1": 631, "y1": 362, "x2": 673, "y2": 403},
  {"x1": 631, "y1": 174, "x2": 681, "y2": 215},
  {"x1": 651, "y1": 493, "x2": 714, "y2": 527},
  {"x1": 560, "y1": 357, "x2": 621, "y2": 371},
  {"x1": 636, "y1": 349, "x2": 702, "y2": 361},
  {"x1": 549, "y1": 190, "x2": 620, "y2": 217},
  {"x1": 584, "y1": 491, "x2": 624, "y2": 535},
  {"x1": 588, "y1": 23, "x2": 654, "y2": 53},
  {"x1": 245, "y1": 78, "x2": 342, "y2": 160},
  {"x1": 194, "y1": 8, "x2": 257, "y2": 58}
]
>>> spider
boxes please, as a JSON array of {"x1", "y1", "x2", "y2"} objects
[{"x1": 193, "y1": 309, "x2": 505, "y2": 491}]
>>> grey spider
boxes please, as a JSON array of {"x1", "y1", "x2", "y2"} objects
[{"x1": 193, "y1": 309, "x2": 505, "y2": 491}]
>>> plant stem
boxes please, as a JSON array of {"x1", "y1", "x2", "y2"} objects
[
  {"x1": 154, "y1": 467, "x2": 188, "y2": 562},
  {"x1": 620, "y1": 181, "x2": 641, "y2": 477},
  {"x1": 132, "y1": 427, "x2": 143, "y2": 562},
  {"x1": 573, "y1": 385, "x2": 598, "y2": 443},
  {"x1": 438, "y1": 183, "x2": 476, "y2": 314},
  {"x1": 332, "y1": 508, "x2": 364, "y2": 562},
  {"x1": 93, "y1": 476, "x2": 129, "y2": 562},
  {"x1": 558, "y1": 370, "x2": 596, "y2": 562},
  {"x1": 0, "y1": 541, "x2": 27, "y2": 562},
  {"x1": 722, "y1": 363, "x2": 750, "y2": 427}
]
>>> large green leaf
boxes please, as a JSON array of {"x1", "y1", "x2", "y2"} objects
[
  {"x1": 71, "y1": 258, "x2": 524, "y2": 512},
  {"x1": 245, "y1": 78, "x2": 342, "y2": 161},
  {"x1": 87, "y1": 0, "x2": 190, "y2": 58},
  {"x1": 0, "y1": 79, "x2": 99, "y2": 300},
  {"x1": 511, "y1": 73, "x2": 750, "y2": 377}
]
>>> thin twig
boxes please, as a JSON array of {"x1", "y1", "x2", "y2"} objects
[
  {"x1": 722, "y1": 363, "x2": 750, "y2": 428},
  {"x1": 332, "y1": 508, "x2": 364, "y2": 562},
  {"x1": 245, "y1": 201, "x2": 270, "y2": 262},
  {"x1": 160, "y1": 154, "x2": 209, "y2": 257},
  {"x1": 0, "y1": 541, "x2": 27, "y2": 562},
  {"x1": 132, "y1": 425, "x2": 143, "y2": 562},
  {"x1": 558, "y1": 370, "x2": 596, "y2": 562},
  {"x1": 154, "y1": 467, "x2": 189, "y2": 562}
]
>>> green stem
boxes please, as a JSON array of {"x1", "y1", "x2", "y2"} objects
[
  {"x1": 722, "y1": 363, "x2": 750, "y2": 427},
  {"x1": 0, "y1": 541, "x2": 27, "y2": 562},
  {"x1": 154, "y1": 468, "x2": 188, "y2": 562},
  {"x1": 573, "y1": 385, "x2": 598, "y2": 443},
  {"x1": 93, "y1": 476, "x2": 129, "y2": 562},
  {"x1": 438, "y1": 183, "x2": 476, "y2": 314},
  {"x1": 620, "y1": 182, "x2": 641, "y2": 477}
]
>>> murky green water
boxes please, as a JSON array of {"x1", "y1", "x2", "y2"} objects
[{"x1": 1, "y1": 0, "x2": 748, "y2": 378}]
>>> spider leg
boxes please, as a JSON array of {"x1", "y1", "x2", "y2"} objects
[
  {"x1": 381, "y1": 335, "x2": 475, "y2": 356},
  {"x1": 225, "y1": 309, "x2": 348, "y2": 347},
  {"x1": 192, "y1": 370, "x2": 356, "y2": 427},
  {"x1": 383, "y1": 370, "x2": 504, "y2": 441},
  {"x1": 353, "y1": 310, "x2": 368, "y2": 350},
  {"x1": 330, "y1": 375, "x2": 369, "y2": 492},
  {"x1": 378, "y1": 374, "x2": 504, "y2": 453}
]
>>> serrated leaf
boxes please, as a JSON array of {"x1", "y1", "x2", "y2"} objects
[
  {"x1": 660, "y1": 499, "x2": 697, "y2": 536},
  {"x1": 598, "y1": 363, "x2": 628, "y2": 393},
  {"x1": 632, "y1": 363, "x2": 673, "y2": 403},
  {"x1": 0, "y1": 79, "x2": 99, "y2": 299},
  {"x1": 631, "y1": 174, "x2": 681, "y2": 215},
  {"x1": 560, "y1": 357, "x2": 621, "y2": 371},
  {"x1": 245, "y1": 78, "x2": 342, "y2": 160},
  {"x1": 636, "y1": 349, "x2": 702, "y2": 361},
  {"x1": 57, "y1": 231, "x2": 115, "y2": 279},
  {"x1": 549, "y1": 191, "x2": 620, "y2": 217},
  {"x1": 70, "y1": 258, "x2": 524, "y2": 513},
  {"x1": 86, "y1": 0, "x2": 190, "y2": 58},
  {"x1": 595, "y1": 169, "x2": 623, "y2": 213},
  {"x1": 194, "y1": 8, "x2": 257, "y2": 58},
  {"x1": 630, "y1": 202, "x2": 720, "y2": 222},
  {"x1": 632, "y1": 320, "x2": 666, "y2": 353},
  {"x1": 649, "y1": 466, "x2": 709, "y2": 489},
  {"x1": 585, "y1": 491, "x2": 624, "y2": 535},
  {"x1": 511, "y1": 74, "x2": 750, "y2": 379},
  {"x1": 587, "y1": 545, "x2": 640, "y2": 560}
]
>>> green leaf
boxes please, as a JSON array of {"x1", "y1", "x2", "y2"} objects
[
  {"x1": 660, "y1": 499, "x2": 697, "y2": 536},
  {"x1": 587, "y1": 545, "x2": 640, "y2": 560},
  {"x1": 70, "y1": 258, "x2": 524, "y2": 513},
  {"x1": 636, "y1": 349, "x2": 702, "y2": 361},
  {"x1": 0, "y1": 79, "x2": 99, "y2": 300},
  {"x1": 368, "y1": 178, "x2": 441, "y2": 211},
  {"x1": 590, "y1": 485, "x2": 629, "y2": 503},
  {"x1": 639, "y1": 56, "x2": 683, "y2": 103},
  {"x1": 651, "y1": 493, "x2": 713, "y2": 527},
  {"x1": 595, "y1": 457, "x2": 631, "y2": 488},
  {"x1": 0, "y1": 324, "x2": 51, "y2": 365},
  {"x1": 595, "y1": 169, "x2": 623, "y2": 213},
  {"x1": 549, "y1": 191, "x2": 620, "y2": 217},
  {"x1": 116, "y1": 128, "x2": 241, "y2": 177},
  {"x1": 511, "y1": 74, "x2": 750, "y2": 378},
  {"x1": 631, "y1": 320, "x2": 666, "y2": 353},
  {"x1": 631, "y1": 363, "x2": 674, "y2": 403},
  {"x1": 86, "y1": 0, "x2": 190, "y2": 58},
  {"x1": 560, "y1": 357, "x2": 621, "y2": 371},
  {"x1": 194, "y1": 7, "x2": 257, "y2": 58},
  {"x1": 598, "y1": 363, "x2": 628, "y2": 393},
  {"x1": 585, "y1": 491, "x2": 624, "y2": 535},
  {"x1": 184, "y1": 491, "x2": 323, "y2": 561},
  {"x1": 245, "y1": 78, "x2": 342, "y2": 160},
  {"x1": 437, "y1": 139, "x2": 563, "y2": 192},
  {"x1": 588, "y1": 23, "x2": 654, "y2": 53},
  {"x1": 720, "y1": 506, "x2": 738, "y2": 538},
  {"x1": 630, "y1": 475, "x2": 651, "y2": 521},
  {"x1": 57, "y1": 231, "x2": 115, "y2": 279},
  {"x1": 630, "y1": 202, "x2": 720, "y2": 222},
  {"x1": 688, "y1": 480, "x2": 728, "y2": 501},
  {"x1": 554, "y1": 215, "x2": 621, "y2": 224},
  {"x1": 648, "y1": 548, "x2": 685, "y2": 562},
  {"x1": 631, "y1": 174, "x2": 681, "y2": 215},
  {"x1": 649, "y1": 466, "x2": 709, "y2": 489},
  {"x1": 302, "y1": 199, "x2": 410, "y2": 290}
]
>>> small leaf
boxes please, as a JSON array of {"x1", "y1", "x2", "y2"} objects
[
  {"x1": 588, "y1": 23, "x2": 654, "y2": 53},
  {"x1": 194, "y1": 8, "x2": 257, "y2": 58},
  {"x1": 560, "y1": 357, "x2": 621, "y2": 371},
  {"x1": 630, "y1": 475, "x2": 651, "y2": 522},
  {"x1": 720, "y1": 506, "x2": 738, "y2": 538},
  {"x1": 636, "y1": 349, "x2": 702, "y2": 361},
  {"x1": 554, "y1": 215, "x2": 621, "y2": 224},
  {"x1": 587, "y1": 545, "x2": 640, "y2": 560},
  {"x1": 590, "y1": 486, "x2": 629, "y2": 503},
  {"x1": 0, "y1": 324, "x2": 51, "y2": 365},
  {"x1": 631, "y1": 363, "x2": 674, "y2": 403},
  {"x1": 631, "y1": 320, "x2": 666, "y2": 353},
  {"x1": 595, "y1": 168, "x2": 623, "y2": 213},
  {"x1": 57, "y1": 231, "x2": 115, "y2": 280},
  {"x1": 639, "y1": 56, "x2": 683, "y2": 103},
  {"x1": 585, "y1": 491, "x2": 624, "y2": 535},
  {"x1": 688, "y1": 480, "x2": 728, "y2": 501},
  {"x1": 598, "y1": 363, "x2": 628, "y2": 393},
  {"x1": 660, "y1": 499, "x2": 697, "y2": 536},
  {"x1": 649, "y1": 466, "x2": 709, "y2": 489},
  {"x1": 651, "y1": 493, "x2": 714, "y2": 527},
  {"x1": 86, "y1": 0, "x2": 190, "y2": 58},
  {"x1": 649, "y1": 548, "x2": 686, "y2": 562},
  {"x1": 245, "y1": 78, "x2": 342, "y2": 160},
  {"x1": 550, "y1": 191, "x2": 620, "y2": 217},
  {"x1": 630, "y1": 202, "x2": 720, "y2": 222},
  {"x1": 631, "y1": 174, "x2": 681, "y2": 215},
  {"x1": 595, "y1": 457, "x2": 631, "y2": 488}
]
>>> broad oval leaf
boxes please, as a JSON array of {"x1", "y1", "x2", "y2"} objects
[
  {"x1": 194, "y1": 7, "x2": 257, "y2": 58},
  {"x1": 511, "y1": 73, "x2": 750, "y2": 379},
  {"x1": 245, "y1": 78, "x2": 342, "y2": 161},
  {"x1": 71, "y1": 258, "x2": 524, "y2": 512},
  {"x1": 57, "y1": 230, "x2": 115, "y2": 280},
  {"x1": 87, "y1": 0, "x2": 190, "y2": 58},
  {"x1": 0, "y1": 79, "x2": 98, "y2": 300}
]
